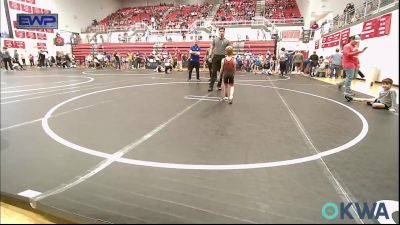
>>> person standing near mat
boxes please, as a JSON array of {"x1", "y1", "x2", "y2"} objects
[
  {"x1": 205, "y1": 44, "x2": 213, "y2": 80},
  {"x1": 209, "y1": 27, "x2": 230, "y2": 91},
  {"x1": 337, "y1": 35, "x2": 367, "y2": 96},
  {"x1": 188, "y1": 40, "x2": 201, "y2": 81}
]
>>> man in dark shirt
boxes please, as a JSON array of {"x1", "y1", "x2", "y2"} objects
[{"x1": 209, "y1": 27, "x2": 230, "y2": 91}]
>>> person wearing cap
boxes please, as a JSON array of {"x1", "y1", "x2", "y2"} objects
[{"x1": 337, "y1": 35, "x2": 367, "y2": 96}]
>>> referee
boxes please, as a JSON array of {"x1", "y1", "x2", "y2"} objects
[{"x1": 209, "y1": 27, "x2": 230, "y2": 91}]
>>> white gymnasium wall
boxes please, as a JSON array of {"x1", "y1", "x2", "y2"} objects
[
  {"x1": 295, "y1": 0, "x2": 310, "y2": 27},
  {"x1": 310, "y1": 9, "x2": 399, "y2": 84},
  {"x1": 225, "y1": 28, "x2": 263, "y2": 41}
]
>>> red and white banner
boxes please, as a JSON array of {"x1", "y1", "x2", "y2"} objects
[
  {"x1": 15, "y1": 30, "x2": 26, "y2": 38},
  {"x1": 26, "y1": 31, "x2": 36, "y2": 39},
  {"x1": 32, "y1": 6, "x2": 42, "y2": 13},
  {"x1": 45, "y1": 29, "x2": 54, "y2": 33},
  {"x1": 8, "y1": 1, "x2": 21, "y2": 10},
  {"x1": 281, "y1": 30, "x2": 301, "y2": 41},
  {"x1": 42, "y1": 9, "x2": 51, "y2": 14},
  {"x1": 3, "y1": 40, "x2": 15, "y2": 48},
  {"x1": 37, "y1": 33, "x2": 47, "y2": 40},
  {"x1": 375, "y1": 13, "x2": 391, "y2": 37},
  {"x1": 17, "y1": 0, "x2": 26, "y2": 2},
  {"x1": 322, "y1": 31, "x2": 341, "y2": 48},
  {"x1": 360, "y1": 18, "x2": 377, "y2": 40},
  {"x1": 36, "y1": 29, "x2": 45, "y2": 32},
  {"x1": 21, "y1": 4, "x2": 32, "y2": 12},
  {"x1": 340, "y1": 28, "x2": 350, "y2": 45},
  {"x1": 37, "y1": 42, "x2": 47, "y2": 50},
  {"x1": 14, "y1": 41, "x2": 26, "y2": 49},
  {"x1": 25, "y1": 0, "x2": 35, "y2": 4}
]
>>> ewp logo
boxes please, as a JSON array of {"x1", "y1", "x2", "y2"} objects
[
  {"x1": 322, "y1": 200, "x2": 399, "y2": 224},
  {"x1": 17, "y1": 14, "x2": 58, "y2": 29}
]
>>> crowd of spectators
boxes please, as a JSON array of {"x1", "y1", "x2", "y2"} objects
[
  {"x1": 264, "y1": 0, "x2": 301, "y2": 19},
  {"x1": 214, "y1": 0, "x2": 256, "y2": 22}
]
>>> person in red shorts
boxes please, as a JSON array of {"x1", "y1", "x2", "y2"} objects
[{"x1": 218, "y1": 46, "x2": 236, "y2": 104}]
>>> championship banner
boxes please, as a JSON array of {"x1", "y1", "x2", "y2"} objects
[
  {"x1": 281, "y1": 30, "x2": 301, "y2": 42},
  {"x1": 322, "y1": 32, "x2": 340, "y2": 48},
  {"x1": 25, "y1": 0, "x2": 35, "y2": 4},
  {"x1": 21, "y1": 4, "x2": 32, "y2": 13},
  {"x1": 42, "y1": 9, "x2": 51, "y2": 14},
  {"x1": 15, "y1": 30, "x2": 26, "y2": 38},
  {"x1": 8, "y1": 1, "x2": 21, "y2": 10},
  {"x1": 37, "y1": 42, "x2": 47, "y2": 50},
  {"x1": 3, "y1": 40, "x2": 15, "y2": 48},
  {"x1": 14, "y1": 41, "x2": 26, "y2": 49},
  {"x1": 32, "y1": 6, "x2": 42, "y2": 13},
  {"x1": 26, "y1": 31, "x2": 37, "y2": 39},
  {"x1": 375, "y1": 13, "x2": 391, "y2": 37},
  {"x1": 46, "y1": 29, "x2": 54, "y2": 33},
  {"x1": 340, "y1": 28, "x2": 350, "y2": 45},
  {"x1": 37, "y1": 33, "x2": 47, "y2": 40},
  {"x1": 361, "y1": 18, "x2": 378, "y2": 40}
]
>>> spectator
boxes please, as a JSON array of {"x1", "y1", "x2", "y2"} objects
[
  {"x1": 188, "y1": 40, "x2": 201, "y2": 81},
  {"x1": 337, "y1": 35, "x2": 368, "y2": 96},
  {"x1": 330, "y1": 48, "x2": 342, "y2": 78}
]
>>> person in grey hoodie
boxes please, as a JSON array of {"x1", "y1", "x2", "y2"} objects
[{"x1": 2, "y1": 47, "x2": 13, "y2": 70}]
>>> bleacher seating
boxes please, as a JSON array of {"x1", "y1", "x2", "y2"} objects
[
  {"x1": 264, "y1": 0, "x2": 301, "y2": 19},
  {"x1": 214, "y1": 0, "x2": 256, "y2": 21},
  {"x1": 87, "y1": 3, "x2": 212, "y2": 32},
  {"x1": 72, "y1": 41, "x2": 276, "y2": 65},
  {"x1": 162, "y1": 3, "x2": 213, "y2": 30}
]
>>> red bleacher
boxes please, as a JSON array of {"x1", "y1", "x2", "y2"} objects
[
  {"x1": 215, "y1": 0, "x2": 256, "y2": 21},
  {"x1": 72, "y1": 41, "x2": 275, "y2": 63},
  {"x1": 264, "y1": 0, "x2": 301, "y2": 19}
]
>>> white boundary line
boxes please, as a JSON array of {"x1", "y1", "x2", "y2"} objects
[
  {"x1": 1, "y1": 76, "x2": 94, "y2": 94},
  {"x1": 1, "y1": 80, "x2": 81, "y2": 90},
  {"x1": 1, "y1": 79, "x2": 134, "y2": 104},
  {"x1": 1, "y1": 100, "x2": 113, "y2": 131},
  {"x1": 41, "y1": 81, "x2": 369, "y2": 170},
  {"x1": 266, "y1": 77, "x2": 364, "y2": 224}
]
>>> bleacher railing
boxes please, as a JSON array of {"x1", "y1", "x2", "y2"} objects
[{"x1": 320, "y1": 0, "x2": 398, "y2": 35}]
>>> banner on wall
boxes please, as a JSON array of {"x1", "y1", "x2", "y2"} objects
[
  {"x1": 321, "y1": 31, "x2": 340, "y2": 48},
  {"x1": 3, "y1": 40, "x2": 15, "y2": 48},
  {"x1": 14, "y1": 41, "x2": 26, "y2": 49},
  {"x1": 21, "y1": 4, "x2": 32, "y2": 13},
  {"x1": 15, "y1": 30, "x2": 25, "y2": 38},
  {"x1": 26, "y1": 31, "x2": 36, "y2": 39},
  {"x1": 37, "y1": 42, "x2": 47, "y2": 50},
  {"x1": 42, "y1": 9, "x2": 51, "y2": 14},
  {"x1": 32, "y1": 7, "x2": 42, "y2": 13},
  {"x1": 37, "y1": 33, "x2": 47, "y2": 40},
  {"x1": 25, "y1": 0, "x2": 35, "y2": 4},
  {"x1": 281, "y1": 30, "x2": 301, "y2": 42},
  {"x1": 340, "y1": 28, "x2": 350, "y2": 45},
  {"x1": 361, "y1": 13, "x2": 392, "y2": 40},
  {"x1": 375, "y1": 13, "x2": 391, "y2": 37},
  {"x1": 8, "y1": 1, "x2": 21, "y2": 10},
  {"x1": 315, "y1": 40, "x2": 319, "y2": 49}
]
